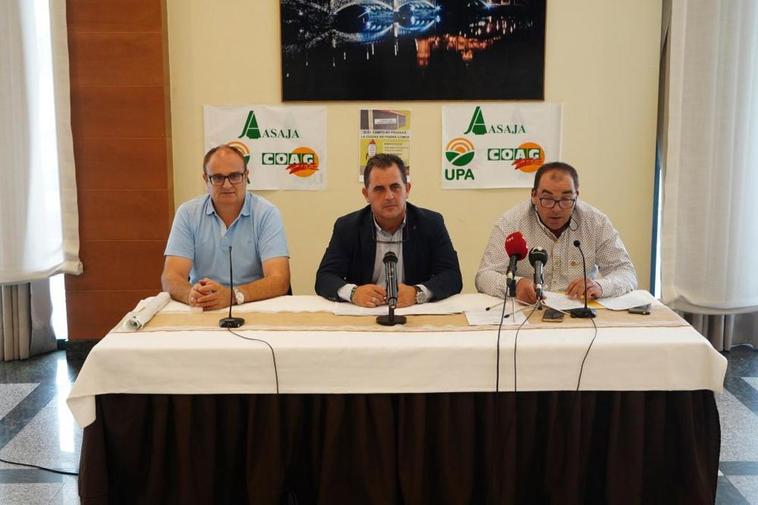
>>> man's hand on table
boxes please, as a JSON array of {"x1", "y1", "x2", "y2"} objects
[
  {"x1": 352, "y1": 284, "x2": 387, "y2": 308},
  {"x1": 188, "y1": 278, "x2": 232, "y2": 310},
  {"x1": 396, "y1": 283, "x2": 417, "y2": 308},
  {"x1": 566, "y1": 277, "x2": 602, "y2": 300},
  {"x1": 516, "y1": 278, "x2": 538, "y2": 304}
]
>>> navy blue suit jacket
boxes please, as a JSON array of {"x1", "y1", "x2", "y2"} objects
[{"x1": 315, "y1": 203, "x2": 463, "y2": 301}]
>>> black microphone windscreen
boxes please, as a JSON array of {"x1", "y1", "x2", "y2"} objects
[
  {"x1": 528, "y1": 247, "x2": 548, "y2": 266},
  {"x1": 573, "y1": 240, "x2": 581, "y2": 247},
  {"x1": 383, "y1": 251, "x2": 398, "y2": 263}
]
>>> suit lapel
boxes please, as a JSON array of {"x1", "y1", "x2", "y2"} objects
[
  {"x1": 359, "y1": 209, "x2": 376, "y2": 284},
  {"x1": 403, "y1": 204, "x2": 418, "y2": 285}
]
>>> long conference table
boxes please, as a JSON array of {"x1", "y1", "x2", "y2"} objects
[{"x1": 68, "y1": 294, "x2": 727, "y2": 505}]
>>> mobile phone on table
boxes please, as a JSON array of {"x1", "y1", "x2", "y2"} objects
[
  {"x1": 628, "y1": 304, "x2": 651, "y2": 315},
  {"x1": 542, "y1": 308, "x2": 565, "y2": 322}
]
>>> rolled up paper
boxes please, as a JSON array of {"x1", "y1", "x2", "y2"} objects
[{"x1": 124, "y1": 292, "x2": 171, "y2": 331}]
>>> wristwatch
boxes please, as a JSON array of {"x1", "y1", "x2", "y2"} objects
[
  {"x1": 233, "y1": 287, "x2": 245, "y2": 305},
  {"x1": 414, "y1": 285, "x2": 428, "y2": 304}
]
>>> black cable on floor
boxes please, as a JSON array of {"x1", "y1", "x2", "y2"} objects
[
  {"x1": 226, "y1": 328, "x2": 280, "y2": 394},
  {"x1": 0, "y1": 456, "x2": 78, "y2": 476}
]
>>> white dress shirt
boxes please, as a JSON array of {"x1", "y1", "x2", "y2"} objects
[{"x1": 475, "y1": 200, "x2": 637, "y2": 299}]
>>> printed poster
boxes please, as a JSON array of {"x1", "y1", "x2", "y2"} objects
[
  {"x1": 358, "y1": 109, "x2": 411, "y2": 183},
  {"x1": 442, "y1": 104, "x2": 562, "y2": 189},
  {"x1": 204, "y1": 105, "x2": 327, "y2": 190}
]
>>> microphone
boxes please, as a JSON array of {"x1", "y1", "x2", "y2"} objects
[
  {"x1": 568, "y1": 240, "x2": 596, "y2": 318},
  {"x1": 528, "y1": 247, "x2": 548, "y2": 302},
  {"x1": 377, "y1": 251, "x2": 406, "y2": 326},
  {"x1": 505, "y1": 231, "x2": 528, "y2": 297},
  {"x1": 219, "y1": 246, "x2": 245, "y2": 328}
]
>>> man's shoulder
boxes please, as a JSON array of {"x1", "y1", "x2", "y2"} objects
[
  {"x1": 333, "y1": 206, "x2": 370, "y2": 230},
  {"x1": 497, "y1": 201, "x2": 533, "y2": 224},
  {"x1": 574, "y1": 200, "x2": 613, "y2": 226},
  {"x1": 407, "y1": 203, "x2": 445, "y2": 225},
  {"x1": 174, "y1": 194, "x2": 211, "y2": 219},
  {"x1": 246, "y1": 192, "x2": 281, "y2": 216}
]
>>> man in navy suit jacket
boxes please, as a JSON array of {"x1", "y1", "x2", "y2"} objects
[{"x1": 316, "y1": 154, "x2": 462, "y2": 308}]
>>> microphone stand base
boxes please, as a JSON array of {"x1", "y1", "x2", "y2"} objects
[
  {"x1": 219, "y1": 317, "x2": 245, "y2": 328},
  {"x1": 377, "y1": 314, "x2": 407, "y2": 326},
  {"x1": 568, "y1": 307, "x2": 596, "y2": 319}
]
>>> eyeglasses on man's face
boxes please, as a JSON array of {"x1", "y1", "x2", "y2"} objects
[
  {"x1": 539, "y1": 196, "x2": 576, "y2": 209},
  {"x1": 207, "y1": 171, "x2": 246, "y2": 186}
]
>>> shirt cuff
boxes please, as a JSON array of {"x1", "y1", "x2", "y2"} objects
[
  {"x1": 416, "y1": 284, "x2": 433, "y2": 301},
  {"x1": 337, "y1": 283, "x2": 357, "y2": 302}
]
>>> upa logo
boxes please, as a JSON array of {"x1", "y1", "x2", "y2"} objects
[
  {"x1": 238, "y1": 110, "x2": 301, "y2": 140},
  {"x1": 445, "y1": 137, "x2": 475, "y2": 167},
  {"x1": 444, "y1": 137, "x2": 476, "y2": 181},
  {"x1": 226, "y1": 141, "x2": 251, "y2": 166},
  {"x1": 261, "y1": 147, "x2": 319, "y2": 178}
]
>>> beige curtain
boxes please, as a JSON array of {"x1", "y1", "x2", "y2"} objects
[
  {"x1": 0, "y1": 280, "x2": 56, "y2": 361},
  {"x1": 682, "y1": 312, "x2": 758, "y2": 352}
]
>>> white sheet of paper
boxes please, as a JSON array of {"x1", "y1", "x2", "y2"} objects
[
  {"x1": 542, "y1": 291, "x2": 585, "y2": 311},
  {"x1": 332, "y1": 293, "x2": 502, "y2": 316},
  {"x1": 597, "y1": 290, "x2": 657, "y2": 311},
  {"x1": 465, "y1": 309, "x2": 528, "y2": 326}
]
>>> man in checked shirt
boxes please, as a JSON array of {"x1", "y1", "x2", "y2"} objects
[{"x1": 475, "y1": 162, "x2": 637, "y2": 304}]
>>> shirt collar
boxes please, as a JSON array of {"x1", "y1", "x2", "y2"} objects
[
  {"x1": 373, "y1": 214, "x2": 406, "y2": 236},
  {"x1": 204, "y1": 192, "x2": 252, "y2": 217}
]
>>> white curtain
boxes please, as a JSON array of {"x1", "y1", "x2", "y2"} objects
[
  {"x1": 0, "y1": 0, "x2": 80, "y2": 359},
  {"x1": 0, "y1": 0, "x2": 81, "y2": 284},
  {"x1": 661, "y1": 0, "x2": 758, "y2": 350}
]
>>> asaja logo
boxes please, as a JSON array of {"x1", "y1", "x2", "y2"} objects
[
  {"x1": 463, "y1": 106, "x2": 527, "y2": 136},
  {"x1": 226, "y1": 141, "x2": 251, "y2": 166},
  {"x1": 238, "y1": 110, "x2": 301, "y2": 140},
  {"x1": 262, "y1": 147, "x2": 319, "y2": 178},
  {"x1": 445, "y1": 137, "x2": 475, "y2": 167}
]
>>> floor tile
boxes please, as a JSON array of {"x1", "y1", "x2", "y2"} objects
[
  {"x1": 717, "y1": 476, "x2": 752, "y2": 505},
  {"x1": 715, "y1": 389, "x2": 758, "y2": 461},
  {"x1": 0, "y1": 391, "x2": 81, "y2": 474},
  {"x1": 728, "y1": 476, "x2": 758, "y2": 505},
  {"x1": 49, "y1": 476, "x2": 79, "y2": 505},
  {"x1": 0, "y1": 384, "x2": 38, "y2": 419},
  {"x1": 744, "y1": 377, "x2": 758, "y2": 393},
  {"x1": 0, "y1": 483, "x2": 63, "y2": 505}
]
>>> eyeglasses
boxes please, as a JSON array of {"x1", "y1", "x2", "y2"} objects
[
  {"x1": 539, "y1": 197, "x2": 576, "y2": 209},
  {"x1": 207, "y1": 171, "x2": 246, "y2": 186}
]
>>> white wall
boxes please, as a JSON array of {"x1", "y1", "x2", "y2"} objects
[{"x1": 167, "y1": 1, "x2": 661, "y2": 294}]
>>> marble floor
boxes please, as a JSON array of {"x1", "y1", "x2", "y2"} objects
[{"x1": 0, "y1": 347, "x2": 756, "y2": 504}]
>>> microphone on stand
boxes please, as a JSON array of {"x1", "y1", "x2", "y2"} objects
[
  {"x1": 528, "y1": 247, "x2": 548, "y2": 304},
  {"x1": 486, "y1": 231, "x2": 528, "y2": 312},
  {"x1": 568, "y1": 240, "x2": 596, "y2": 319},
  {"x1": 505, "y1": 231, "x2": 528, "y2": 297},
  {"x1": 377, "y1": 251, "x2": 407, "y2": 326},
  {"x1": 219, "y1": 246, "x2": 245, "y2": 328}
]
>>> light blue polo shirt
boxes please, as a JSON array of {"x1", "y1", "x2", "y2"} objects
[{"x1": 164, "y1": 193, "x2": 289, "y2": 286}]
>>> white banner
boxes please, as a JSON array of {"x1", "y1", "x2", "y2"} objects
[
  {"x1": 204, "y1": 105, "x2": 327, "y2": 190},
  {"x1": 441, "y1": 104, "x2": 562, "y2": 189}
]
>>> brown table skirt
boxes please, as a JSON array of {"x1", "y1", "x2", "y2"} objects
[{"x1": 79, "y1": 391, "x2": 720, "y2": 505}]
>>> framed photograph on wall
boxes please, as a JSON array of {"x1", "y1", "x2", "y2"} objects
[{"x1": 280, "y1": 0, "x2": 546, "y2": 101}]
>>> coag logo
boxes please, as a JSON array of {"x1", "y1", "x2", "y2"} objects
[
  {"x1": 226, "y1": 141, "x2": 251, "y2": 166},
  {"x1": 445, "y1": 137, "x2": 475, "y2": 167},
  {"x1": 510, "y1": 142, "x2": 544, "y2": 173},
  {"x1": 261, "y1": 147, "x2": 319, "y2": 178}
]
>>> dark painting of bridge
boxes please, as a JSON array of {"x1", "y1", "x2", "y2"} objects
[{"x1": 280, "y1": 0, "x2": 545, "y2": 101}]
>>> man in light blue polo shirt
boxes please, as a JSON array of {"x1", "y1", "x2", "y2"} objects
[{"x1": 161, "y1": 145, "x2": 290, "y2": 309}]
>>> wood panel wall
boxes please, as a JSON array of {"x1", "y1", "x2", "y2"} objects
[{"x1": 65, "y1": 0, "x2": 173, "y2": 340}]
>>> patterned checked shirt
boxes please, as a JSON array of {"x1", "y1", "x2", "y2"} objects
[{"x1": 475, "y1": 200, "x2": 637, "y2": 298}]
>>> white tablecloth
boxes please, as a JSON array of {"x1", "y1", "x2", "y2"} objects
[{"x1": 67, "y1": 295, "x2": 727, "y2": 428}]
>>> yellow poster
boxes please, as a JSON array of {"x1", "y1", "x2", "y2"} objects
[{"x1": 358, "y1": 109, "x2": 412, "y2": 182}]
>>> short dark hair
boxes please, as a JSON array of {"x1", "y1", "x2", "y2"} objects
[
  {"x1": 203, "y1": 144, "x2": 247, "y2": 174},
  {"x1": 532, "y1": 161, "x2": 579, "y2": 192},
  {"x1": 363, "y1": 153, "x2": 408, "y2": 188}
]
